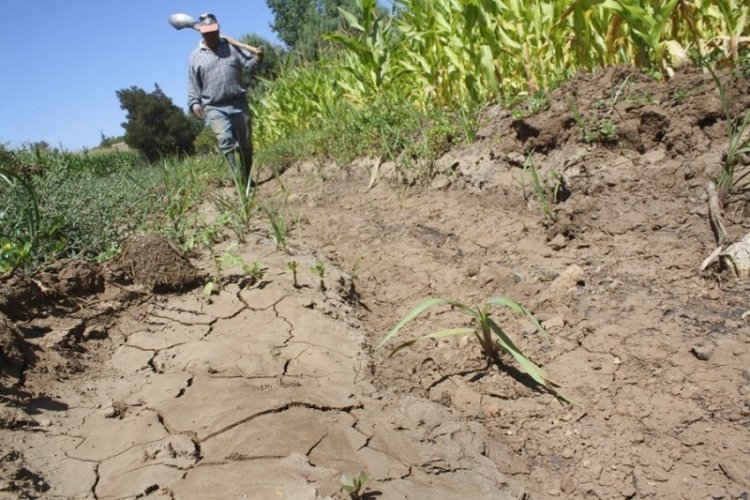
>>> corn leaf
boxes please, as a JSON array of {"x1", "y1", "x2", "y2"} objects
[{"x1": 487, "y1": 296, "x2": 550, "y2": 341}]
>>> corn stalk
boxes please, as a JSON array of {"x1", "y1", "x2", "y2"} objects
[{"x1": 254, "y1": 0, "x2": 750, "y2": 156}]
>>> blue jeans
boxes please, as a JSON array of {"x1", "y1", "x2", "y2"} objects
[{"x1": 204, "y1": 98, "x2": 253, "y2": 187}]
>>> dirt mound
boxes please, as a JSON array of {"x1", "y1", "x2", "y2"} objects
[
  {"x1": 0, "y1": 314, "x2": 33, "y2": 387},
  {"x1": 0, "y1": 260, "x2": 104, "y2": 321},
  {"x1": 0, "y1": 275, "x2": 46, "y2": 321},
  {"x1": 501, "y1": 65, "x2": 749, "y2": 157},
  {"x1": 37, "y1": 259, "x2": 104, "y2": 299},
  {"x1": 112, "y1": 234, "x2": 202, "y2": 293}
]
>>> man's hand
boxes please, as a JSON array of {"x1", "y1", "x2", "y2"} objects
[
  {"x1": 255, "y1": 46, "x2": 264, "y2": 63},
  {"x1": 192, "y1": 104, "x2": 205, "y2": 120}
]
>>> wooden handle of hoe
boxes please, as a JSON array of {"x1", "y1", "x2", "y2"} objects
[{"x1": 222, "y1": 35, "x2": 258, "y2": 53}]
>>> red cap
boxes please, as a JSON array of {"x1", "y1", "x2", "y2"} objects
[{"x1": 199, "y1": 23, "x2": 219, "y2": 33}]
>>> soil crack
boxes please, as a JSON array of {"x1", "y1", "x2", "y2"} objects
[{"x1": 201, "y1": 402, "x2": 363, "y2": 442}]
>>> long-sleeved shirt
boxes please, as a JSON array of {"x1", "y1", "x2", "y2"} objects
[{"x1": 187, "y1": 39, "x2": 259, "y2": 111}]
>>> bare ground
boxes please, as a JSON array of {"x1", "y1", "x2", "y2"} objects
[{"x1": 1, "y1": 66, "x2": 749, "y2": 499}]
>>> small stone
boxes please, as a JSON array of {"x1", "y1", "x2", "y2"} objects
[
  {"x1": 561, "y1": 447, "x2": 575, "y2": 459},
  {"x1": 741, "y1": 369, "x2": 750, "y2": 381},
  {"x1": 646, "y1": 467, "x2": 670, "y2": 482},
  {"x1": 102, "y1": 400, "x2": 127, "y2": 419},
  {"x1": 620, "y1": 484, "x2": 637, "y2": 498},
  {"x1": 543, "y1": 316, "x2": 566, "y2": 330},
  {"x1": 549, "y1": 233, "x2": 568, "y2": 250},
  {"x1": 560, "y1": 475, "x2": 576, "y2": 494},
  {"x1": 484, "y1": 403, "x2": 502, "y2": 417},
  {"x1": 505, "y1": 152, "x2": 525, "y2": 166},
  {"x1": 431, "y1": 175, "x2": 451, "y2": 190},
  {"x1": 548, "y1": 264, "x2": 585, "y2": 296},
  {"x1": 513, "y1": 271, "x2": 525, "y2": 283},
  {"x1": 691, "y1": 345, "x2": 713, "y2": 361}
]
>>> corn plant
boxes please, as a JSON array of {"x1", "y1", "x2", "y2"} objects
[
  {"x1": 211, "y1": 187, "x2": 255, "y2": 243},
  {"x1": 287, "y1": 260, "x2": 300, "y2": 288},
  {"x1": 341, "y1": 471, "x2": 368, "y2": 500},
  {"x1": 523, "y1": 154, "x2": 564, "y2": 224},
  {"x1": 310, "y1": 259, "x2": 326, "y2": 292},
  {"x1": 243, "y1": 260, "x2": 265, "y2": 285},
  {"x1": 206, "y1": 244, "x2": 241, "y2": 294},
  {"x1": 378, "y1": 296, "x2": 571, "y2": 402},
  {"x1": 699, "y1": 58, "x2": 750, "y2": 207},
  {"x1": 715, "y1": 0, "x2": 749, "y2": 62},
  {"x1": 257, "y1": 201, "x2": 290, "y2": 253},
  {"x1": 261, "y1": 0, "x2": 747, "y2": 146}
]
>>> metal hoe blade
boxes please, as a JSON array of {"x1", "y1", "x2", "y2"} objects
[{"x1": 168, "y1": 13, "x2": 198, "y2": 31}]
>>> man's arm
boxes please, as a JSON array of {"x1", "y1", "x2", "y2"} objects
[
  {"x1": 235, "y1": 45, "x2": 263, "y2": 72},
  {"x1": 187, "y1": 62, "x2": 204, "y2": 119}
]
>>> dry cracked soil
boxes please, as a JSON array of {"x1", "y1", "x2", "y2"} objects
[{"x1": 1, "y1": 66, "x2": 749, "y2": 499}]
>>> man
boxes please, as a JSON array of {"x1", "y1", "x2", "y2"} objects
[{"x1": 188, "y1": 13, "x2": 263, "y2": 194}]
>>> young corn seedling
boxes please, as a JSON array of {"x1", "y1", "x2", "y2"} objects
[
  {"x1": 257, "y1": 201, "x2": 289, "y2": 252},
  {"x1": 523, "y1": 154, "x2": 563, "y2": 224},
  {"x1": 310, "y1": 259, "x2": 326, "y2": 292},
  {"x1": 243, "y1": 260, "x2": 265, "y2": 286},
  {"x1": 701, "y1": 59, "x2": 750, "y2": 207},
  {"x1": 204, "y1": 244, "x2": 244, "y2": 295},
  {"x1": 378, "y1": 296, "x2": 573, "y2": 403},
  {"x1": 287, "y1": 260, "x2": 300, "y2": 288},
  {"x1": 340, "y1": 471, "x2": 368, "y2": 500}
]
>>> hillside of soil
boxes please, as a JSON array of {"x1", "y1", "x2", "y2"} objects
[{"x1": 1, "y1": 66, "x2": 749, "y2": 499}]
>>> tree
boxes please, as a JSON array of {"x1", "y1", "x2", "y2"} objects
[
  {"x1": 266, "y1": 0, "x2": 361, "y2": 59},
  {"x1": 116, "y1": 84, "x2": 200, "y2": 161},
  {"x1": 267, "y1": 0, "x2": 312, "y2": 48}
]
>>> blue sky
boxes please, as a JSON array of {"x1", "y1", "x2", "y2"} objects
[{"x1": 1, "y1": 1, "x2": 280, "y2": 151}]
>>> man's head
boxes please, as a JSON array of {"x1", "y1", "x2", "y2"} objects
[{"x1": 198, "y1": 13, "x2": 221, "y2": 48}]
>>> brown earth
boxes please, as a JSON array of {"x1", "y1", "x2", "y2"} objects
[{"x1": 1, "y1": 66, "x2": 749, "y2": 499}]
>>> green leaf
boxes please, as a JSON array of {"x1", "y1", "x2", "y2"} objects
[
  {"x1": 377, "y1": 297, "x2": 454, "y2": 349},
  {"x1": 487, "y1": 296, "x2": 550, "y2": 341},
  {"x1": 487, "y1": 317, "x2": 549, "y2": 387},
  {"x1": 424, "y1": 327, "x2": 476, "y2": 339},
  {"x1": 339, "y1": 9, "x2": 365, "y2": 32},
  {"x1": 357, "y1": 470, "x2": 368, "y2": 486},
  {"x1": 388, "y1": 327, "x2": 475, "y2": 357}
]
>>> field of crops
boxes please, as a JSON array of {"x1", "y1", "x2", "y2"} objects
[
  {"x1": 254, "y1": 0, "x2": 749, "y2": 150},
  {"x1": 2, "y1": 0, "x2": 748, "y2": 274}
]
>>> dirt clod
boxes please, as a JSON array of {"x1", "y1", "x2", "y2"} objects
[
  {"x1": 0, "y1": 275, "x2": 45, "y2": 321},
  {"x1": 0, "y1": 313, "x2": 33, "y2": 385},
  {"x1": 113, "y1": 234, "x2": 202, "y2": 293},
  {"x1": 37, "y1": 259, "x2": 104, "y2": 298}
]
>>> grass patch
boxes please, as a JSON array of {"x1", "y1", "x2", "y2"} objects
[
  {"x1": 0, "y1": 147, "x2": 228, "y2": 273},
  {"x1": 255, "y1": 92, "x2": 476, "y2": 182}
]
